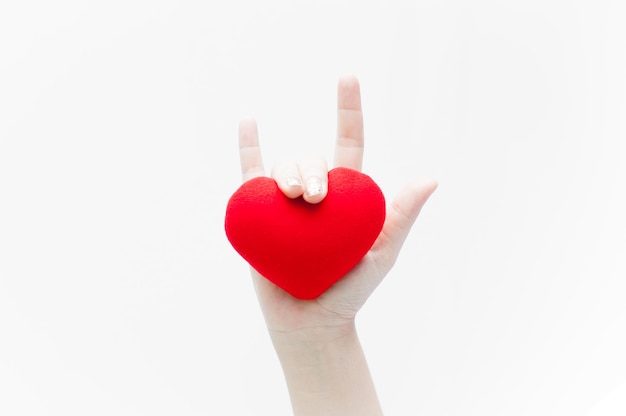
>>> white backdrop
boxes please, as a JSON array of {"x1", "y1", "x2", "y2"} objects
[{"x1": 1, "y1": 1, "x2": 625, "y2": 415}]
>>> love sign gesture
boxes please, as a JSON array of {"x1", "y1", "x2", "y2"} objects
[{"x1": 226, "y1": 75, "x2": 437, "y2": 415}]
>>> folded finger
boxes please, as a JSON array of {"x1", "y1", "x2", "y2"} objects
[
  {"x1": 271, "y1": 161, "x2": 304, "y2": 199},
  {"x1": 298, "y1": 157, "x2": 329, "y2": 204}
]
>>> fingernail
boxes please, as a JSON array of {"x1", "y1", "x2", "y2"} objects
[
  {"x1": 286, "y1": 176, "x2": 302, "y2": 187},
  {"x1": 305, "y1": 177, "x2": 323, "y2": 197}
]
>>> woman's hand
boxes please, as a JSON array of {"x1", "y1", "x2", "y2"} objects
[
  {"x1": 238, "y1": 75, "x2": 437, "y2": 336},
  {"x1": 237, "y1": 75, "x2": 437, "y2": 416}
]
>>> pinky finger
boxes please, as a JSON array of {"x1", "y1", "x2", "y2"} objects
[{"x1": 238, "y1": 118, "x2": 265, "y2": 182}]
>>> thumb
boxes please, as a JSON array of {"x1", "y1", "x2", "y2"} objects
[{"x1": 370, "y1": 178, "x2": 438, "y2": 274}]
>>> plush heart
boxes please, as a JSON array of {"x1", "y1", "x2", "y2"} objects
[{"x1": 225, "y1": 167, "x2": 386, "y2": 300}]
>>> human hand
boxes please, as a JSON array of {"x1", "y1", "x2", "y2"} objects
[{"x1": 237, "y1": 75, "x2": 437, "y2": 337}]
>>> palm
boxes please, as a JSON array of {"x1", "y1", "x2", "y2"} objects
[
  {"x1": 250, "y1": 251, "x2": 376, "y2": 333},
  {"x1": 237, "y1": 76, "x2": 437, "y2": 334}
]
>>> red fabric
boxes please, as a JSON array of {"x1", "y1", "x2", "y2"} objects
[{"x1": 225, "y1": 167, "x2": 386, "y2": 299}]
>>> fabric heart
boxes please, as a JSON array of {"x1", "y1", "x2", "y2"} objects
[{"x1": 225, "y1": 167, "x2": 386, "y2": 299}]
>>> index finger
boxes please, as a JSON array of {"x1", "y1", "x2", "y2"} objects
[
  {"x1": 334, "y1": 75, "x2": 364, "y2": 171},
  {"x1": 238, "y1": 117, "x2": 265, "y2": 182}
]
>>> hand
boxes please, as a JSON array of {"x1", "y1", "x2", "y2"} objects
[
  {"x1": 237, "y1": 75, "x2": 437, "y2": 416},
  {"x1": 238, "y1": 75, "x2": 437, "y2": 336}
]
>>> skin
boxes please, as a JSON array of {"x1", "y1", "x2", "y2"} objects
[{"x1": 237, "y1": 75, "x2": 438, "y2": 416}]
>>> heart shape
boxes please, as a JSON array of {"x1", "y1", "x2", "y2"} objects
[{"x1": 225, "y1": 167, "x2": 386, "y2": 299}]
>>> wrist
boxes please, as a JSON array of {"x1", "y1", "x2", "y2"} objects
[
  {"x1": 268, "y1": 320, "x2": 357, "y2": 357},
  {"x1": 269, "y1": 321, "x2": 383, "y2": 416}
]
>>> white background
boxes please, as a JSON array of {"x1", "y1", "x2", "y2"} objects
[{"x1": 1, "y1": 0, "x2": 625, "y2": 415}]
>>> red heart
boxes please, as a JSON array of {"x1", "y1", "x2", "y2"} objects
[{"x1": 225, "y1": 167, "x2": 386, "y2": 299}]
